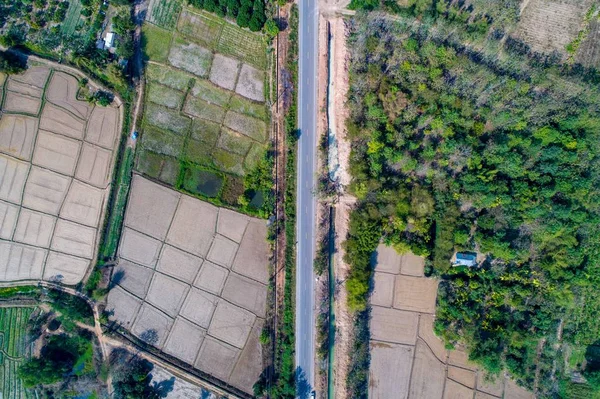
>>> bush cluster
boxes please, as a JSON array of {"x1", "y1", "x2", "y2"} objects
[{"x1": 188, "y1": 0, "x2": 266, "y2": 31}]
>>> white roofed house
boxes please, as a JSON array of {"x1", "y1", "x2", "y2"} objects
[{"x1": 103, "y1": 32, "x2": 115, "y2": 50}]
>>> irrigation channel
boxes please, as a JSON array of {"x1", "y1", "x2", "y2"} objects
[
  {"x1": 325, "y1": 20, "x2": 338, "y2": 398},
  {"x1": 326, "y1": 206, "x2": 336, "y2": 399}
]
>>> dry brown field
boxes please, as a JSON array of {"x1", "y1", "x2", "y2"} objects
[
  {"x1": 107, "y1": 175, "x2": 269, "y2": 395},
  {"x1": 0, "y1": 65, "x2": 122, "y2": 285},
  {"x1": 369, "y1": 244, "x2": 534, "y2": 399},
  {"x1": 516, "y1": 0, "x2": 594, "y2": 57}
]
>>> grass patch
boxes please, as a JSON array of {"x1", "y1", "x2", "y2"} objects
[
  {"x1": 213, "y1": 148, "x2": 245, "y2": 175},
  {"x1": 140, "y1": 125, "x2": 185, "y2": 158},
  {"x1": 0, "y1": 307, "x2": 35, "y2": 398},
  {"x1": 147, "y1": 82, "x2": 186, "y2": 109},
  {"x1": 190, "y1": 79, "x2": 231, "y2": 107},
  {"x1": 183, "y1": 138, "x2": 214, "y2": 165},
  {"x1": 99, "y1": 147, "x2": 134, "y2": 260},
  {"x1": 217, "y1": 23, "x2": 267, "y2": 69},
  {"x1": 191, "y1": 118, "x2": 221, "y2": 145},
  {"x1": 147, "y1": 0, "x2": 182, "y2": 29},
  {"x1": 142, "y1": 24, "x2": 173, "y2": 62},
  {"x1": 61, "y1": 0, "x2": 83, "y2": 36},
  {"x1": 217, "y1": 128, "x2": 253, "y2": 155},
  {"x1": 180, "y1": 165, "x2": 224, "y2": 197},
  {"x1": 137, "y1": 150, "x2": 180, "y2": 185},
  {"x1": 146, "y1": 63, "x2": 194, "y2": 90},
  {"x1": 0, "y1": 286, "x2": 39, "y2": 299},
  {"x1": 144, "y1": 103, "x2": 192, "y2": 135},
  {"x1": 177, "y1": 8, "x2": 224, "y2": 48},
  {"x1": 223, "y1": 111, "x2": 267, "y2": 142},
  {"x1": 183, "y1": 96, "x2": 226, "y2": 123},
  {"x1": 229, "y1": 94, "x2": 268, "y2": 121},
  {"x1": 244, "y1": 142, "x2": 265, "y2": 171},
  {"x1": 168, "y1": 35, "x2": 213, "y2": 78},
  {"x1": 221, "y1": 175, "x2": 245, "y2": 205},
  {"x1": 73, "y1": 343, "x2": 94, "y2": 377}
]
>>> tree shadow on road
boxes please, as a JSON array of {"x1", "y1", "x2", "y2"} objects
[{"x1": 296, "y1": 366, "x2": 313, "y2": 398}]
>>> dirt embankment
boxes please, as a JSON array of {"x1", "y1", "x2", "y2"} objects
[{"x1": 316, "y1": 15, "x2": 355, "y2": 399}]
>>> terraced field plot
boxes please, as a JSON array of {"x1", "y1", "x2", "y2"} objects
[
  {"x1": 0, "y1": 65, "x2": 122, "y2": 285},
  {"x1": 139, "y1": 60, "x2": 267, "y2": 209},
  {"x1": 0, "y1": 307, "x2": 35, "y2": 399},
  {"x1": 106, "y1": 175, "x2": 269, "y2": 395},
  {"x1": 368, "y1": 245, "x2": 533, "y2": 399}
]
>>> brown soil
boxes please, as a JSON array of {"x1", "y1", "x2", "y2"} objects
[{"x1": 331, "y1": 18, "x2": 351, "y2": 188}]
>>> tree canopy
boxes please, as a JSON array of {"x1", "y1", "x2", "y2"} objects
[{"x1": 344, "y1": 10, "x2": 600, "y2": 397}]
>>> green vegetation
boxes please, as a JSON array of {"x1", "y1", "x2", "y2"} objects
[
  {"x1": 566, "y1": 4, "x2": 598, "y2": 60},
  {"x1": 258, "y1": 5, "x2": 297, "y2": 398},
  {"x1": 138, "y1": 63, "x2": 272, "y2": 216},
  {"x1": 216, "y1": 22, "x2": 267, "y2": 68},
  {"x1": 99, "y1": 146, "x2": 134, "y2": 261},
  {"x1": 0, "y1": 307, "x2": 35, "y2": 399},
  {"x1": 0, "y1": 0, "x2": 133, "y2": 98},
  {"x1": 0, "y1": 50, "x2": 27, "y2": 74},
  {"x1": 142, "y1": 24, "x2": 173, "y2": 62},
  {"x1": 19, "y1": 333, "x2": 92, "y2": 388},
  {"x1": 174, "y1": 8, "x2": 267, "y2": 68},
  {"x1": 61, "y1": 0, "x2": 83, "y2": 36},
  {"x1": 148, "y1": 0, "x2": 182, "y2": 29},
  {"x1": 345, "y1": 6, "x2": 600, "y2": 397},
  {"x1": 187, "y1": 0, "x2": 266, "y2": 32},
  {"x1": 47, "y1": 290, "x2": 94, "y2": 326}
]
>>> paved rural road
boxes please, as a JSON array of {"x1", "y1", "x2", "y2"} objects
[{"x1": 296, "y1": 0, "x2": 319, "y2": 396}]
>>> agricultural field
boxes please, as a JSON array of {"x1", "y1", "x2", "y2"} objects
[
  {"x1": 0, "y1": 307, "x2": 35, "y2": 399},
  {"x1": 61, "y1": 0, "x2": 84, "y2": 36},
  {"x1": 140, "y1": 3, "x2": 271, "y2": 215},
  {"x1": 368, "y1": 245, "x2": 533, "y2": 399},
  {"x1": 516, "y1": 0, "x2": 595, "y2": 58},
  {"x1": 0, "y1": 63, "x2": 122, "y2": 285},
  {"x1": 106, "y1": 175, "x2": 269, "y2": 395},
  {"x1": 147, "y1": 0, "x2": 182, "y2": 30}
]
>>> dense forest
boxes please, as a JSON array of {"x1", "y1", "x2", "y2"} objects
[
  {"x1": 344, "y1": 3, "x2": 600, "y2": 397},
  {"x1": 187, "y1": 0, "x2": 267, "y2": 31}
]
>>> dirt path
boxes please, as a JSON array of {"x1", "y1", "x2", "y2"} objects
[
  {"x1": 38, "y1": 282, "x2": 109, "y2": 362},
  {"x1": 102, "y1": 335, "x2": 237, "y2": 398}
]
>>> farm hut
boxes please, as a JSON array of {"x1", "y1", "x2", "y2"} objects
[
  {"x1": 453, "y1": 252, "x2": 477, "y2": 267},
  {"x1": 103, "y1": 32, "x2": 115, "y2": 49}
]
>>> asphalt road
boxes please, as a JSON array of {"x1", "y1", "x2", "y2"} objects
[{"x1": 295, "y1": 0, "x2": 319, "y2": 396}]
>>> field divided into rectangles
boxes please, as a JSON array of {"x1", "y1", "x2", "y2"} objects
[
  {"x1": 177, "y1": 9, "x2": 224, "y2": 49},
  {"x1": 148, "y1": 4, "x2": 267, "y2": 69},
  {"x1": 0, "y1": 307, "x2": 35, "y2": 399},
  {"x1": 147, "y1": 0, "x2": 183, "y2": 29},
  {"x1": 217, "y1": 23, "x2": 267, "y2": 69}
]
